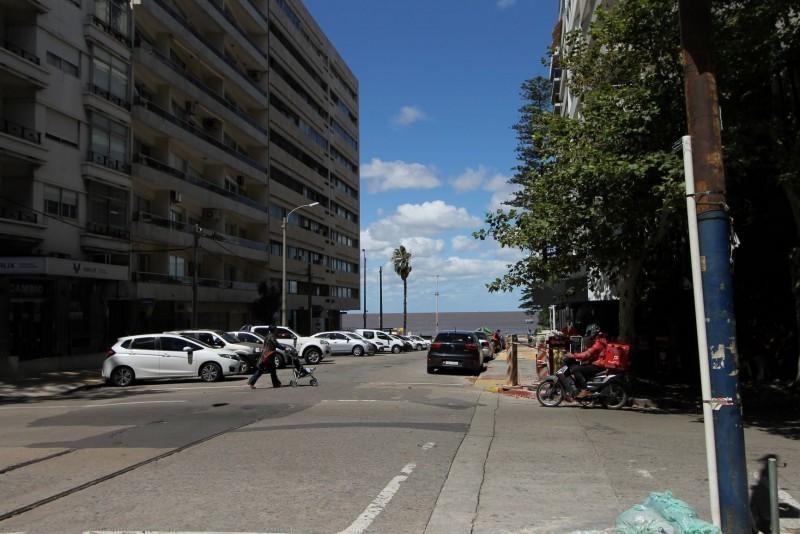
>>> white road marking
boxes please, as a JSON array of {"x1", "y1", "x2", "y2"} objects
[
  {"x1": 337, "y1": 462, "x2": 417, "y2": 534},
  {"x1": 422, "y1": 442, "x2": 436, "y2": 449},
  {"x1": 0, "y1": 400, "x2": 187, "y2": 411},
  {"x1": 635, "y1": 469, "x2": 653, "y2": 479}
]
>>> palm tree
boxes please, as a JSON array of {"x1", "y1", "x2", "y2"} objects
[{"x1": 392, "y1": 245, "x2": 412, "y2": 333}]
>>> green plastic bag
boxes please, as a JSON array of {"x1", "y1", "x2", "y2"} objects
[{"x1": 616, "y1": 491, "x2": 721, "y2": 534}]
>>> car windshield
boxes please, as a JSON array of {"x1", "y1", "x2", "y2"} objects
[{"x1": 219, "y1": 332, "x2": 240, "y2": 343}]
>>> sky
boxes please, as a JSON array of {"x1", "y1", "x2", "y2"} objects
[{"x1": 302, "y1": 0, "x2": 559, "y2": 314}]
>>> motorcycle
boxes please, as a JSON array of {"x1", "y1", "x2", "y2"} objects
[{"x1": 536, "y1": 356, "x2": 629, "y2": 410}]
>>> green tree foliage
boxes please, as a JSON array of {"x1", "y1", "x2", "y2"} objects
[
  {"x1": 476, "y1": 0, "x2": 687, "y2": 340},
  {"x1": 250, "y1": 281, "x2": 281, "y2": 325},
  {"x1": 392, "y1": 246, "x2": 412, "y2": 333}
]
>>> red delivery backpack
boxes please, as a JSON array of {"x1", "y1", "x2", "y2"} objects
[{"x1": 604, "y1": 343, "x2": 631, "y2": 371}]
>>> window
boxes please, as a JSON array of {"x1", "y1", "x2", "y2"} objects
[
  {"x1": 130, "y1": 336, "x2": 157, "y2": 350},
  {"x1": 91, "y1": 114, "x2": 129, "y2": 171},
  {"x1": 93, "y1": 0, "x2": 131, "y2": 41},
  {"x1": 169, "y1": 255, "x2": 186, "y2": 278},
  {"x1": 46, "y1": 52, "x2": 79, "y2": 76},
  {"x1": 88, "y1": 181, "x2": 129, "y2": 232},
  {"x1": 92, "y1": 47, "x2": 129, "y2": 104},
  {"x1": 44, "y1": 185, "x2": 78, "y2": 219},
  {"x1": 159, "y1": 336, "x2": 193, "y2": 351}
]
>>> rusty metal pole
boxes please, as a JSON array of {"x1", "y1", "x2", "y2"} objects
[{"x1": 678, "y1": 1, "x2": 749, "y2": 531}]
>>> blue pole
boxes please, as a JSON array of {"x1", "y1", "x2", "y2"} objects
[{"x1": 698, "y1": 210, "x2": 750, "y2": 530}]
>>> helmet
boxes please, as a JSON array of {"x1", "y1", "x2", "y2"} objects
[{"x1": 585, "y1": 324, "x2": 602, "y2": 339}]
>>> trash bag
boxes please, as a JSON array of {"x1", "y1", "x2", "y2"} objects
[{"x1": 616, "y1": 491, "x2": 721, "y2": 534}]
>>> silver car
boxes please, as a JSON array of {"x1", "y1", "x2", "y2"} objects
[
  {"x1": 310, "y1": 331, "x2": 377, "y2": 356},
  {"x1": 103, "y1": 334, "x2": 241, "y2": 386}
]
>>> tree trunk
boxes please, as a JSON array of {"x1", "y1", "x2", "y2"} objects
[
  {"x1": 617, "y1": 258, "x2": 641, "y2": 343},
  {"x1": 403, "y1": 279, "x2": 408, "y2": 333}
]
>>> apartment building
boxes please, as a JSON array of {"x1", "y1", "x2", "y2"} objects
[
  {"x1": 551, "y1": 0, "x2": 617, "y2": 118},
  {"x1": 0, "y1": 0, "x2": 360, "y2": 371}
]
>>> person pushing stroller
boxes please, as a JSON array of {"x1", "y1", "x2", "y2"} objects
[{"x1": 247, "y1": 325, "x2": 281, "y2": 389}]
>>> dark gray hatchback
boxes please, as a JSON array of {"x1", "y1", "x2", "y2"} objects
[{"x1": 426, "y1": 330, "x2": 484, "y2": 374}]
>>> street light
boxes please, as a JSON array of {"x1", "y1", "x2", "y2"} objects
[
  {"x1": 281, "y1": 201, "x2": 319, "y2": 326},
  {"x1": 435, "y1": 275, "x2": 439, "y2": 333}
]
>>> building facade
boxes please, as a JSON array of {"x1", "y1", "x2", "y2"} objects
[{"x1": 0, "y1": 0, "x2": 360, "y2": 373}]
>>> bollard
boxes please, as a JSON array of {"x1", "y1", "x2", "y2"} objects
[
  {"x1": 506, "y1": 335, "x2": 519, "y2": 386},
  {"x1": 769, "y1": 457, "x2": 779, "y2": 534}
]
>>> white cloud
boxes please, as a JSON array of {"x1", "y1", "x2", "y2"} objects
[
  {"x1": 393, "y1": 105, "x2": 429, "y2": 126},
  {"x1": 497, "y1": 0, "x2": 516, "y2": 9},
  {"x1": 451, "y1": 166, "x2": 486, "y2": 193},
  {"x1": 362, "y1": 200, "x2": 484, "y2": 246},
  {"x1": 451, "y1": 235, "x2": 480, "y2": 253},
  {"x1": 361, "y1": 158, "x2": 441, "y2": 193}
]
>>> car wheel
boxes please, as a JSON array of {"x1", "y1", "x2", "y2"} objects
[
  {"x1": 273, "y1": 353, "x2": 284, "y2": 369},
  {"x1": 392, "y1": 345, "x2": 401, "y2": 354},
  {"x1": 305, "y1": 348, "x2": 322, "y2": 365},
  {"x1": 352, "y1": 345, "x2": 364, "y2": 357},
  {"x1": 109, "y1": 366, "x2": 134, "y2": 387},
  {"x1": 200, "y1": 362, "x2": 222, "y2": 382}
]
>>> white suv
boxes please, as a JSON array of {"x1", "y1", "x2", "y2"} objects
[
  {"x1": 354, "y1": 329, "x2": 404, "y2": 353},
  {"x1": 241, "y1": 325, "x2": 330, "y2": 365}
]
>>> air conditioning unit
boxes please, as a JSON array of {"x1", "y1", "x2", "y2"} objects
[
  {"x1": 203, "y1": 208, "x2": 221, "y2": 220},
  {"x1": 202, "y1": 118, "x2": 219, "y2": 130},
  {"x1": 170, "y1": 190, "x2": 182, "y2": 203},
  {"x1": 185, "y1": 101, "x2": 197, "y2": 115},
  {"x1": 247, "y1": 70, "x2": 263, "y2": 82}
]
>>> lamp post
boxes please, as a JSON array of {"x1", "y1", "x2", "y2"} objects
[
  {"x1": 379, "y1": 265, "x2": 383, "y2": 330},
  {"x1": 435, "y1": 275, "x2": 439, "y2": 333},
  {"x1": 362, "y1": 249, "x2": 367, "y2": 328},
  {"x1": 281, "y1": 201, "x2": 319, "y2": 327}
]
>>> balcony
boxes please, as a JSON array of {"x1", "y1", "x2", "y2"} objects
[
  {"x1": 0, "y1": 118, "x2": 46, "y2": 164},
  {"x1": 0, "y1": 38, "x2": 48, "y2": 89},
  {"x1": 134, "y1": 211, "x2": 267, "y2": 253}
]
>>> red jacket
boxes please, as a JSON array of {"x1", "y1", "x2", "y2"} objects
[{"x1": 574, "y1": 336, "x2": 607, "y2": 367}]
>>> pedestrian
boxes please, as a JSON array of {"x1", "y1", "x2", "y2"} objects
[{"x1": 247, "y1": 325, "x2": 281, "y2": 389}]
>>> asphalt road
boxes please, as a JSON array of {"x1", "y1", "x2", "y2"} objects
[{"x1": 0, "y1": 351, "x2": 799, "y2": 533}]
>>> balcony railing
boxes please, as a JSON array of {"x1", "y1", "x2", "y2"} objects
[
  {"x1": 134, "y1": 154, "x2": 267, "y2": 211},
  {"x1": 135, "y1": 211, "x2": 267, "y2": 252},
  {"x1": 134, "y1": 39, "x2": 267, "y2": 135},
  {"x1": 0, "y1": 39, "x2": 40, "y2": 64},
  {"x1": 0, "y1": 206, "x2": 37, "y2": 224},
  {"x1": 88, "y1": 83, "x2": 132, "y2": 110},
  {"x1": 134, "y1": 97, "x2": 267, "y2": 173},
  {"x1": 151, "y1": 0, "x2": 266, "y2": 97},
  {"x1": 133, "y1": 270, "x2": 259, "y2": 291},
  {"x1": 0, "y1": 118, "x2": 42, "y2": 144},
  {"x1": 88, "y1": 151, "x2": 130, "y2": 173},
  {"x1": 87, "y1": 222, "x2": 130, "y2": 240}
]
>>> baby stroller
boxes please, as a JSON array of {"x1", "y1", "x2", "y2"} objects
[{"x1": 287, "y1": 346, "x2": 319, "y2": 387}]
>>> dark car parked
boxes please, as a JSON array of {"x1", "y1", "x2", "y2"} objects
[{"x1": 426, "y1": 330, "x2": 484, "y2": 374}]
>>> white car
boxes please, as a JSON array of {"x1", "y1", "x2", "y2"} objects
[
  {"x1": 241, "y1": 325, "x2": 331, "y2": 365},
  {"x1": 354, "y1": 329, "x2": 404, "y2": 353},
  {"x1": 406, "y1": 335, "x2": 430, "y2": 351},
  {"x1": 311, "y1": 331, "x2": 377, "y2": 356},
  {"x1": 166, "y1": 329, "x2": 261, "y2": 373},
  {"x1": 103, "y1": 333, "x2": 241, "y2": 386}
]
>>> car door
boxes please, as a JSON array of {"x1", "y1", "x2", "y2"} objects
[
  {"x1": 323, "y1": 333, "x2": 346, "y2": 354},
  {"x1": 157, "y1": 335, "x2": 197, "y2": 376},
  {"x1": 126, "y1": 336, "x2": 161, "y2": 377}
]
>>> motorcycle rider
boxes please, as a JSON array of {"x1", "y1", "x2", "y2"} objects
[{"x1": 568, "y1": 324, "x2": 607, "y2": 399}]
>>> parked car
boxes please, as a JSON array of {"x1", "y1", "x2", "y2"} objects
[
  {"x1": 407, "y1": 335, "x2": 431, "y2": 351},
  {"x1": 473, "y1": 331, "x2": 493, "y2": 361},
  {"x1": 166, "y1": 329, "x2": 260, "y2": 373},
  {"x1": 426, "y1": 330, "x2": 484, "y2": 374},
  {"x1": 354, "y1": 329, "x2": 404, "y2": 353},
  {"x1": 392, "y1": 335, "x2": 414, "y2": 352},
  {"x1": 103, "y1": 333, "x2": 241, "y2": 386},
  {"x1": 311, "y1": 331, "x2": 377, "y2": 356},
  {"x1": 241, "y1": 325, "x2": 330, "y2": 365}
]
